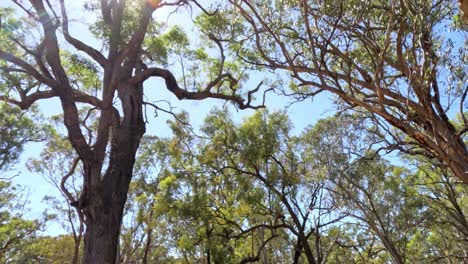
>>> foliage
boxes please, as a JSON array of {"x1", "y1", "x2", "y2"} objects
[
  {"x1": 201, "y1": 0, "x2": 468, "y2": 183},
  {"x1": 0, "y1": 180, "x2": 42, "y2": 263},
  {"x1": 0, "y1": 103, "x2": 47, "y2": 171},
  {"x1": 111, "y1": 110, "x2": 467, "y2": 263},
  {"x1": 9, "y1": 235, "x2": 83, "y2": 264},
  {"x1": 1, "y1": 1, "x2": 467, "y2": 263}
]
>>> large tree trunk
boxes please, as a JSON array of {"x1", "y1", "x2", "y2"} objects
[
  {"x1": 460, "y1": 0, "x2": 468, "y2": 22},
  {"x1": 82, "y1": 85, "x2": 145, "y2": 263},
  {"x1": 82, "y1": 163, "x2": 134, "y2": 263},
  {"x1": 444, "y1": 138, "x2": 468, "y2": 184}
]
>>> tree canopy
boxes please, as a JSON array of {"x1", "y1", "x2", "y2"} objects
[
  {"x1": 198, "y1": 0, "x2": 468, "y2": 182},
  {"x1": 0, "y1": 0, "x2": 467, "y2": 263}
]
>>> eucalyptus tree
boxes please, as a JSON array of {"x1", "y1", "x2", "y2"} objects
[
  {"x1": 303, "y1": 114, "x2": 468, "y2": 263},
  {"x1": 0, "y1": 1, "x2": 266, "y2": 262},
  {"x1": 201, "y1": 0, "x2": 468, "y2": 182},
  {"x1": 147, "y1": 112, "x2": 286, "y2": 264},
  {"x1": 409, "y1": 160, "x2": 468, "y2": 261},
  {"x1": 126, "y1": 110, "x2": 331, "y2": 263},
  {"x1": 167, "y1": 109, "x2": 349, "y2": 263}
]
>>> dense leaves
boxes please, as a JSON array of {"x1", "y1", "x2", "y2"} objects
[
  {"x1": 110, "y1": 110, "x2": 466, "y2": 263},
  {"x1": 0, "y1": 103, "x2": 44, "y2": 170},
  {"x1": 0, "y1": 181, "x2": 42, "y2": 263}
]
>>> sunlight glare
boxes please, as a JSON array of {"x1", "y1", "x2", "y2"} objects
[{"x1": 147, "y1": 0, "x2": 161, "y2": 8}]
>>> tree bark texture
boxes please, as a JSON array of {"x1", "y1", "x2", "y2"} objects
[{"x1": 82, "y1": 85, "x2": 145, "y2": 263}]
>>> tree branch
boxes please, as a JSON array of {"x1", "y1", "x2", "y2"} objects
[
  {"x1": 0, "y1": 49, "x2": 57, "y2": 88},
  {"x1": 0, "y1": 89, "x2": 104, "y2": 109},
  {"x1": 59, "y1": 0, "x2": 108, "y2": 67},
  {"x1": 130, "y1": 67, "x2": 267, "y2": 109}
]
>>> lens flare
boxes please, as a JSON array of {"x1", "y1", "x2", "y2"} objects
[{"x1": 147, "y1": 0, "x2": 161, "y2": 8}]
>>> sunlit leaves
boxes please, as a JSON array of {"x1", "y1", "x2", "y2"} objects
[
  {"x1": 60, "y1": 52, "x2": 101, "y2": 93},
  {"x1": 0, "y1": 180, "x2": 42, "y2": 263},
  {"x1": 0, "y1": 103, "x2": 47, "y2": 171}
]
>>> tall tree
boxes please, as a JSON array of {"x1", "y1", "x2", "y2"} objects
[
  {"x1": 0, "y1": 1, "x2": 266, "y2": 262},
  {"x1": 410, "y1": 160, "x2": 468, "y2": 261},
  {"x1": 302, "y1": 114, "x2": 468, "y2": 263},
  {"x1": 161, "y1": 109, "x2": 350, "y2": 263},
  {"x1": 204, "y1": 0, "x2": 468, "y2": 182}
]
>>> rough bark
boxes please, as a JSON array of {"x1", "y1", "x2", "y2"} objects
[
  {"x1": 82, "y1": 165, "x2": 135, "y2": 264},
  {"x1": 81, "y1": 80, "x2": 145, "y2": 263},
  {"x1": 460, "y1": 0, "x2": 468, "y2": 22}
]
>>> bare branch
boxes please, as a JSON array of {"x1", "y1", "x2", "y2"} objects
[
  {"x1": 0, "y1": 89, "x2": 103, "y2": 109},
  {"x1": 130, "y1": 67, "x2": 267, "y2": 109},
  {"x1": 0, "y1": 49, "x2": 57, "y2": 88},
  {"x1": 59, "y1": 0, "x2": 108, "y2": 67}
]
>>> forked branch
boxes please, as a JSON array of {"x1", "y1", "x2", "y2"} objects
[{"x1": 130, "y1": 67, "x2": 268, "y2": 109}]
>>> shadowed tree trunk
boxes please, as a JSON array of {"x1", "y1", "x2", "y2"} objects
[{"x1": 82, "y1": 84, "x2": 146, "y2": 263}]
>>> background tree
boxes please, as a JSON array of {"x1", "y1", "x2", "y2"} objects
[
  {"x1": 0, "y1": 49, "x2": 47, "y2": 262},
  {"x1": 118, "y1": 135, "x2": 175, "y2": 263},
  {"x1": 201, "y1": 110, "x2": 346, "y2": 264},
  {"x1": 409, "y1": 159, "x2": 468, "y2": 261},
  {"x1": 0, "y1": 180, "x2": 42, "y2": 263},
  {"x1": 148, "y1": 110, "x2": 359, "y2": 263},
  {"x1": 304, "y1": 114, "x2": 468, "y2": 263},
  {"x1": 6, "y1": 108, "x2": 465, "y2": 263},
  {"x1": 10, "y1": 235, "x2": 83, "y2": 264},
  {"x1": 28, "y1": 113, "x2": 88, "y2": 264},
  {"x1": 0, "y1": 103, "x2": 46, "y2": 170}
]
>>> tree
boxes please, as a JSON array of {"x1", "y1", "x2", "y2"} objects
[
  {"x1": 0, "y1": 1, "x2": 266, "y2": 262},
  {"x1": 302, "y1": 114, "x2": 468, "y2": 263},
  {"x1": 0, "y1": 103, "x2": 44, "y2": 170},
  {"x1": 205, "y1": 110, "x2": 346, "y2": 264},
  {"x1": 147, "y1": 113, "x2": 284, "y2": 264},
  {"x1": 28, "y1": 110, "x2": 103, "y2": 264},
  {"x1": 0, "y1": 72, "x2": 45, "y2": 263},
  {"x1": 10, "y1": 235, "x2": 83, "y2": 264},
  {"x1": 119, "y1": 135, "x2": 175, "y2": 263},
  {"x1": 409, "y1": 160, "x2": 468, "y2": 261},
  {"x1": 203, "y1": 0, "x2": 468, "y2": 183},
  {"x1": 460, "y1": 0, "x2": 468, "y2": 22},
  {"x1": 0, "y1": 180, "x2": 42, "y2": 263},
  {"x1": 155, "y1": 109, "x2": 351, "y2": 263}
]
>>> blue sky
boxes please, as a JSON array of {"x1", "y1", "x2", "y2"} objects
[{"x1": 1, "y1": 1, "x2": 336, "y2": 235}]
